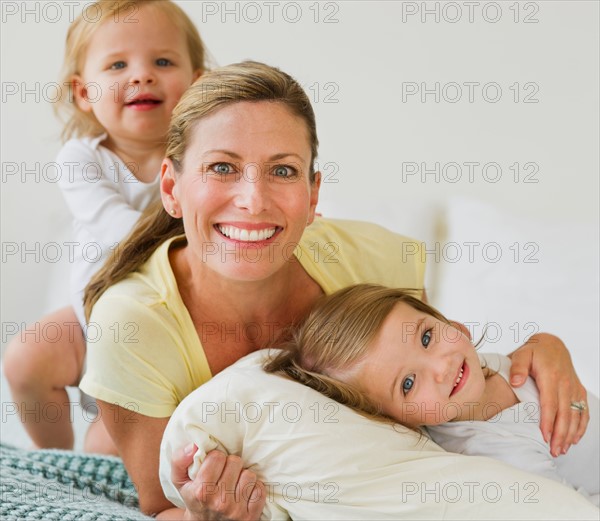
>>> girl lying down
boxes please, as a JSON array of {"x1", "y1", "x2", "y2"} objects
[
  {"x1": 159, "y1": 286, "x2": 599, "y2": 520},
  {"x1": 265, "y1": 283, "x2": 599, "y2": 506}
]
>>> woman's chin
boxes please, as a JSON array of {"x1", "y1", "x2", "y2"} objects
[{"x1": 209, "y1": 261, "x2": 289, "y2": 284}]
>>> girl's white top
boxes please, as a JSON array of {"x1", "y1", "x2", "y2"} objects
[{"x1": 427, "y1": 352, "x2": 599, "y2": 506}]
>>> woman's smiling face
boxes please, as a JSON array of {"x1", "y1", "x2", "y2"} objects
[{"x1": 165, "y1": 100, "x2": 320, "y2": 282}]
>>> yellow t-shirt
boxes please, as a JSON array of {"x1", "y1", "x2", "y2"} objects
[{"x1": 80, "y1": 218, "x2": 425, "y2": 417}]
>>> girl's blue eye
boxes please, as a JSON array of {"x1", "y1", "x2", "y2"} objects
[
  {"x1": 402, "y1": 375, "x2": 415, "y2": 396},
  {"x1": 110, "y1": 61, "x2": 126, "y2": 70},
  {"x1": 156, "y1": 58, "x2": 172, "y2": 67},
  {"x1": 422, "y1": 329, "x2": 432, "y2": 348}
]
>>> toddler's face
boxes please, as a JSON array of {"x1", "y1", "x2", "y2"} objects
[
  {"x1": 348, "y1": 302, "x2": 486, "y2": 427},
  {"x1": 74, "y1": 5, "x2": 199, "y2": 145}
]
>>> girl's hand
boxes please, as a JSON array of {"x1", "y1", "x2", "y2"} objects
[
  {"x1": 508, "y1": 333, "x2": 589, "y2": 457},
  {"x1": 171, "y1": 445, "x2": 266, "y2": 521}
]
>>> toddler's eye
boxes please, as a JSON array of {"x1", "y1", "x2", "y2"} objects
[
  {"x1": 156, "y1": 58, "x2": 172, "y2": 67},
  {"x1": 422, "y1": 329, "x2": 432, "y2": 348},
  {"x1": 402, "y1": 375, "x2": 415, "y2": 396},
  {"x1": 110, "y1": 61, "x2": 126, "y2": 70}
]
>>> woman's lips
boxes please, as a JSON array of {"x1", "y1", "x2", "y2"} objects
[
  {"x1": 450, "y1": 361, "x2": 469, "y2": 396},
  {"x1": 215, "y1": 224, "x2": 282, "y2": 246}
]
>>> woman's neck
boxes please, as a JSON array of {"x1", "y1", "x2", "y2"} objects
[
  {"x1": 171, "y1": 244, "x2": 322, "y2": 340},
  {"x1": 101, "y1": 134, "x2": 165, "y2": 183}
]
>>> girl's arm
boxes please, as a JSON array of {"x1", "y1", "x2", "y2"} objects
[
  {"x1": 96, "y1": 401, "x2": 265, "y2": 520},
  {"x1": 508, "y1": 333, "x2": 589, "y2": 457}
]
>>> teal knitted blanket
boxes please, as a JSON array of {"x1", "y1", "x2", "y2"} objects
[{"x1": 0, "y1": 444, "x2": 152, "y2": 520}]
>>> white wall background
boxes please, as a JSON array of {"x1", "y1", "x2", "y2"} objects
[{"x1": 1, "y1": 1, "x2": 598, "y2": 391}]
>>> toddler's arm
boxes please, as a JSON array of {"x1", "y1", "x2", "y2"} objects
[{"x1": 56, "y1": 139, "x2": 157, "y2": 251}]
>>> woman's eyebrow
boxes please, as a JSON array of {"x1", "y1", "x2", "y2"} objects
[
  {"x1": 268, "y1": 152, "x2": 305, "y2": 162},
  {"x1": 202, "y1": 150, "x2": 306, "y2": 162},
  {"x1": 202, "y1": 149, "x2": 242, "y2": 159}
]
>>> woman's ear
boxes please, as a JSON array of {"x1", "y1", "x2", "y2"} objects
[
  {"x1": 161, "y1": 158, "x2": 181, "y2": 218},
  {"x1": 71, "y1": 75, "x2": 94, "y2": 113},
  {"x1": 307, "y1": 171, "x2": 322, "y2": 225}
]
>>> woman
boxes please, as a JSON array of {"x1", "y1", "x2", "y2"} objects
[{"x1": 80, "y1": 61, "x2": 589, "y2": 520}]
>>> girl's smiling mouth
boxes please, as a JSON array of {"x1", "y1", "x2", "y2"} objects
[{"x1": 450, "y1": 361, "x2": 468, "y2": 396}]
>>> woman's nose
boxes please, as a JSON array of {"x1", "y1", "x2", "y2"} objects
[{"x1": 234, "y1": 166, "x2": 271, "y2": 214}]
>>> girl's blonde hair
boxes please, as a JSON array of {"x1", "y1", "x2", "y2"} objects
[
  {"x1": 55, "y1": 0, "x2": 207, "y2": 141},
  {"x1": 83, "y1": 61, "x2": 319, "y2": 321},
  {"x1": 264, "y1": 284, "x2": 451, "y2": 423}
]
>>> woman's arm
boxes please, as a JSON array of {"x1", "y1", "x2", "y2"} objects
[
  {"x1": 96, "y1": 400, "x2": 175, "y2": 516},
  {"x1": 508, "y1": 333, "x2": 589, "y2": 456},
  {"x1": 424, "y1": 290, "x2": 588, "y2": 454},
  {"x1": 97, "y1": 401, "x2": 266, "y2": 520}
]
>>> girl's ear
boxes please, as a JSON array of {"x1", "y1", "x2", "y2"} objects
[
  {"x1": 71, "y1": 75, "x2": 93, "y2": 113},
  {"x1": 161, "y1": 158, "x2": 181, "y2": 218}
]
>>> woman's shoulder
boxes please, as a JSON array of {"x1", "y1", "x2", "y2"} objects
[
  {"x1": 93, "y1": 235, "x2": 185, "y2": 317},
  {"x1": 297, "y1": 218, "x2": 425, "y2": 293},
  {"x1": 91, "y1": 279, "x2": 165, "y2": 331},
  {"x1": 300, "y1": 217, "x2": 423, "y2": 266},
  {"x1": 303, "y1": 217, "x2": 421, "y2": 244}
]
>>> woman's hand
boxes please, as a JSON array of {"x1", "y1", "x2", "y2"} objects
[
  {"x1": 171, "y1": 445, "x2": 266, "y2": 521},
  {"x1": 508, "y1": 333, "x2": 589, "y2": 457}
]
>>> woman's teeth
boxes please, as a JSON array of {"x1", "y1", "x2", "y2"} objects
[{"x1": 217, "y1": 225, "x2": 276, "y2": 242}]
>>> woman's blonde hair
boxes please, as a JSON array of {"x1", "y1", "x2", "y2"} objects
[
  {"x1": 83, "y1": 61, "x2": 319, "y2": 321},
  {"x1": 264, "y1": 284, "x2": 451, "y2": 423},
  {"x1": 55, "y1": 0, "x2": 207, "y2": 141}
]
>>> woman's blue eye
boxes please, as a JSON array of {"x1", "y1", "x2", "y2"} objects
[
  {"x1": 110, "y1": 61, "x2": 126, "y2": 70},
  {"x1": 212, "y1": 163, "x2": 233, "y2": 174},
  {"x1": 273, "y1": 165, "x2": 295, "y2": 178},
  {"x1": 402, "y1": 375, "x2": 415, "y2": 395},
  {"x1": 422, "y1": 329, "x2": 432, "y2": 348},
  {"x1": 156, "y1": 58, "x2": 172, "y2": 67}
]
